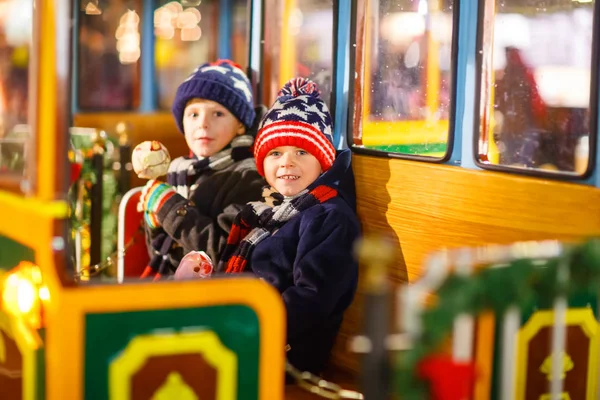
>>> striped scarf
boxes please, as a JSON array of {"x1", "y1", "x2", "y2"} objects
[
  {"x1": 167, "y1": 135, "x2": 254, "y2": 198},
  {"x1": 218, "y1": 185, "x2": 338, "y2": 274},
  {"x1": 142, "y1": 134, "x2": 254, "y2": 279}
]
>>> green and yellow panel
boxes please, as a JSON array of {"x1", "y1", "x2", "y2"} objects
[
  {"x1": 58, "y1": 278, "x2": 287, "y2": 400},
  {"x1": 360, "y1": 120, "x2": 449, "y2": 158},
  {"x1": 85, "y1": 305, "x2": 260, "y2": 400}
]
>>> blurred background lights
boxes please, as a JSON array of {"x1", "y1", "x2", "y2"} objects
[
  {"x1": 116, "y1": 10, "x2": 141, "y2": 64},
  {"x1": 155, "y1": 1, "x2": 202, "y2": 42}
]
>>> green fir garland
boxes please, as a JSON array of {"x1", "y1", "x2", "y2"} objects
[{"x1": 69, "y1": 132, "x2": 121, "y2": 273}]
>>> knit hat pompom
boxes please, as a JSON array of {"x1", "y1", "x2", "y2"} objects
[
  {"x1": 218, "y1": 59, "x2": 244, "y2": 71},
  {"x1": 277, "y1": 77, "x2": 321, "y2": 98},
  {"x1": 254, "y1": 77, "x2": 336, "y2": 176}
]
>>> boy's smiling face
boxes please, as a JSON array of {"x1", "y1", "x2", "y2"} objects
[
  {"x1": 183, "y1": 98, "x2": 245, "y2": 158},
  {"x1": 263, "y1": 146, "x2": 322, "y2": 197}
]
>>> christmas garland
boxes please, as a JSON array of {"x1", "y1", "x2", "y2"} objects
[
  {"x1": 68, "y1": 133, "x2": 121, "y2": 275},
  {"x1": 395, "y1": 238, "x2": 600, "y2": 400}
]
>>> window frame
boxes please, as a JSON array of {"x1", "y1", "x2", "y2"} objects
[
  {"x1": 229, "y1": 0, "x2": 252, "y2": 72},
  {"x1": 258, "y1": 0, "x2": 338, "y2": 112},
  {"x1": 346, "y1": 0, "x2": 460, "y2": 163},
  {"x1": 471, "y1": 0, "x2": 600, "y2": 180}
]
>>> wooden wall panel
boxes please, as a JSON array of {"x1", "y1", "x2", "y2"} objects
[
  {"x1": 73, "y1": 112, "x2": 189, "y2": 187},
  {"x1": 328, "y1": 154, "x2": 600, "y2": 377}
]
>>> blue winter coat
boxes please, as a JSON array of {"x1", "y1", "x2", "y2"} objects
[{"x1": 248, "y1": 149, "x2": 360, "y2": 374}]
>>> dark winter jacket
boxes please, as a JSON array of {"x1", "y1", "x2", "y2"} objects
[
  {"x1": 147, "y1": 157, "x2": 265, "y2": 267},
  {"x1": 246, "y1": 149, "x2": 360, "y2": 373}
]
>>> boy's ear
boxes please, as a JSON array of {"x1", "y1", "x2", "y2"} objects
[{"x1": 236, "y1": 122, "x2": 246, "y2": 136}]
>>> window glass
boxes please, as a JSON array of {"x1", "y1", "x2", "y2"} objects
[
  {"x1": 477, "y1": 0, "x2": 595, "y2": 174},
  {"x1": 262, "y1": 0, "x2": 334, "y2": 107},
  {"x1": 230, "y1": 0, "x2": 249, "y2": 70},
  {"x1": 78, "y1": 0, "x2": 141, "y2": 110},
  {"x1": 353, "y1": 0, "x2": 455, "y2": 158},
  {"x1": 155, "y1": 0, "x2": 218, "y2": 110},
  {"x1": 0, "y1": 0, "x2": 32, "y2": 179}
]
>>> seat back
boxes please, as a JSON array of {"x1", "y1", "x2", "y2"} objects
[{"x1": 117, "y1": 187, "x2": 149, "y2": 282}]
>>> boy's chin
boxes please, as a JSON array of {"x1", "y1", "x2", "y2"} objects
[
  {"x1": 272, "y1": 184, "x2": 308, "y2": 198},
  {"x1": 191, "y1": 146, "x2": 222, "y2": 158}
]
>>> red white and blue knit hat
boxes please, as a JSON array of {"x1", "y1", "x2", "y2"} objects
[
  {"x1": 254, "y1": 78, "x2": 335, "y2": 176},
  {"x1": 172, "y1": 59, "x2": 255, "y2": 133}
]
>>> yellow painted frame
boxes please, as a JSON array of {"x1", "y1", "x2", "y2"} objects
[
  {"x1": 478, "y1": 0, "x2": 499, "y2": 164},
  {"x1": 0, "y1": 0, "x2": 68, "y2": 271},
  {"x1": 473, "y1": 311, "x2": 495, "y2": 399},
  {"x1": 0, "y1": 307, "x2": 4, "y2": 363},
  {"x1": 0, "y1": 0, "x2": 68, "y2": 305},
  {"x1": 109, "y1": 330, "x2": 237, "y2": 400},
  {"x1": 360, "y1": 0, "x2": 449, "y2": 148},
  {"x1": 0, "y1": 191, "x2": 68, "y2": 221},
  {"x1": 0, "y1": 310, "x2": 43, "y2": 400},
  {"x1": 37, "y1": 0, "x2": 59, "y2": 201},
  {"x1": 279, "y1": 0, "x2": 297, "y2": 87},
  {"x1": 539, "y1": 394, "x2": 571, "y2": 400},
  {"x1": 515, "y1": 308, "x2": 598, "y2": 400}
]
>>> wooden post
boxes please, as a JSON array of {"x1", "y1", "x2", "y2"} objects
[{"x1": 355, "y1": 235, "x2": 394, "y2": 400}]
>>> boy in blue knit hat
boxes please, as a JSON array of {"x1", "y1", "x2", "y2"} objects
[
  {"x1": 219, "y1": 77, "x2": 361, "y2": 374},
  {"x1": 138, "y1": 59, "x2": 265, "y2": 279}
]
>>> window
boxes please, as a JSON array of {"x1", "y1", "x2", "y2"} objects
[
  {"x1": 78, "y1": 0, "x2": 142, "y2": 110},
  {"x1": 231, "y1": 0, "x2": 249, "y2": 71},
  {"x1": 352, "y1": 0, "x2": 456, "y2": 158},
  {"x1": 262, "y1": 0, "x2": 334, "y2": 108},
  {"x1": 155, "y1": 0, "x2": 218, "y2": 110},
  {"x1": 77, "y1": 1, "x2": 248, "y2": 113},
  {"x1": 476, "y1": 0, "x2": 596, "y2": 176},
  {"x1": 0, "y1": 0, "x2": 32, "y2": 180}
]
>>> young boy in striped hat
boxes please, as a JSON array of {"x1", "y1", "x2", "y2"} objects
[
  {"x1": 219, "y1": 77, "x2": 360, "y2": 374},
  {"x1": 137, "y1": 59, "x2": 265, "y2": 279}
]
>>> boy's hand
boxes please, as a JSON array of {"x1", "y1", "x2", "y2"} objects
[
  {"x1": 138, "y1": 180, "x2": 176, "y2": 229},
  {"x1": 173, "y1": 251, "x2": 213, "y2": 280}
]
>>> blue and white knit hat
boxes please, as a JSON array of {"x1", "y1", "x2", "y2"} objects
[
  {"x1": 172, "y1": 59, "x2": 255, "y2": 133},
  {"x1": 254, "y1": 78, "x2": 335, "y2": 176}
]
